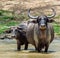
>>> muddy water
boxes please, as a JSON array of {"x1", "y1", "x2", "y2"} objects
[{"x1": 0, "y1": 38, "x2": 60, "y2": 58}]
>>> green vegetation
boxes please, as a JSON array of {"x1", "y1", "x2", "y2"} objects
[
  {"x1": 53, "y1": 23, "x2": 60, "y2": 35},
  {"x1": 54, "y1": 15, "x2": 60, "y2": 19},
  {"x1": 0, "y1": 10, "x2": 19, "y2": 34},
  {"x1": 0, "y1": 21, "x2": 19, "y2": 34},
  {"x1": 0, "y1": 10, "x2": 60, "y2": 35}
]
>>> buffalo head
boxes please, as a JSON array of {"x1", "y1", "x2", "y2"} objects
[{"x1": 28, "y1": 8, "x2": 56, "y2": 30}]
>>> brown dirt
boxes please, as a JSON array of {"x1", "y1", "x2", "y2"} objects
[{"x1": 0, "y1": 0, "x2": 60, "y2": 22}]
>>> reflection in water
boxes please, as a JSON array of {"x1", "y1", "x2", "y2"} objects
[{"x1": 0, "y1": 39, "x2": 60, "y2": 58}]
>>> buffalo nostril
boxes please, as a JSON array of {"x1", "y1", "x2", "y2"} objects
[
  {"x1": 39, "y1": 24, "x2": 46, "y2": 30},
  {"x1": 41, "y1": 24, "x2": 45, "y2": 27},
  {"x1": 11, "y1": 35, "x2": 15, "y2": 38}
]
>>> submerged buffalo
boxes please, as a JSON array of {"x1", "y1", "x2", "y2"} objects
[{"x1": 26, "y1": 8, "x2": 56, "y2": 52}]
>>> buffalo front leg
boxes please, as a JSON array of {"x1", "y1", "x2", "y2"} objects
[
  {"x1": 35, "y1": 46, "x2": 38, "y2": 51},
  {"x1": 37, "y1": 47, "x2": 42, "y2": 52},
  {"x1": 37, "y1": 44, "x2": 42, "y2": 52},
  {"x1": 17, "y1": 40, "x2": 21, "y2": 51},
  {"x1": 45, "y1": 44, "x2": 49, "y2": 52},
  {"x1": 24, "y1": 42, "x2": 28, "y2": 50}
]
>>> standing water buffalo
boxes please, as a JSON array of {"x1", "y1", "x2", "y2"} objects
[
  {"x1": 26, "y1": 8, "x2": 56, "y2": 52},
  {"x1": 11, "y1": 21, "x2": 28, "y2": 51}
]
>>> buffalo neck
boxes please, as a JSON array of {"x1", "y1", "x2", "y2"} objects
[{"x1": 38, "y1": 26, "x2": 48, "y2": 40}]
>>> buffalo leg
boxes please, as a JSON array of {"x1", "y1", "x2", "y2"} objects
[
  {"x1": 17, "y1": 40, "x2": 21, "y2": 51},
  {"x1": 24, "y1": 42, "x2": 28, "y2": 50},
  {"x1": 37, "y1": 47, "x2": 42, "y2": 52},
  {"x1": 37, "y1": 44, "x2": 41, "y2": 52},
  {"x1": 35, "y1": 47, "x2": 38, "y2": 51},
  {"x1": 45, "y1": 44, "x2": 49, "y2": 52}
]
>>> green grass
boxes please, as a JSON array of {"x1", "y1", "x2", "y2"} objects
[
  {"x1": 0, "y1": 21, "x2": 19, "y2": 34},
  {"x1": 0, "y1": 26, "x2": 9, "y2": 34},
  {"x1": 53, "y1": 23, "x2": 60, "y2": 35},
  {"x1": 54, "y1": 15, "x2": 60, "y2": 19},
  {"x1": 0, "y1": 10, "x2": 27, "y2": 34}
]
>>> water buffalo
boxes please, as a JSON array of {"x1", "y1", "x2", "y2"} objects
[
  {"x1": 11, "y1": 22, "x2": 28, "y2": 51},
  {"x1": 26, "y1": 8, "x2": 56, "y2": 52}
]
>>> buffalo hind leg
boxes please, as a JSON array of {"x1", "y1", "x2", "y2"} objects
[
  {"x1": 17, "y1": 40, "x2": 21, "y2": 51},
  {"x1": 24, "y1": 42, "x2": 28, "y2": 50}
]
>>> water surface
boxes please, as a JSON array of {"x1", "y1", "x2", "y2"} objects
[{"x1": 0, "y1": 38, "x2": 60, "y2": 58}]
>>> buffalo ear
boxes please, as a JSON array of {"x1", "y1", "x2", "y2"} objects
[
  {"x1": 5, "y1": 29, "x2": 12, "y2": 33},
  {"x1": 48, "y1": 19, "x2": 55, "y2": 23},
  {"x1": 17, "y1": 27, "x2": 23, "y2": 30},
  {"x1": 28, "y1": 19, "x2": 37, "y2": 23},
  {"x1": 31, "y1": 20, "x2": 37, "y2": 23}
]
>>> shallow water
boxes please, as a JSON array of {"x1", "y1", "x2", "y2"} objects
[{"x1": 0, "y1": 38, "x2": 60, "y2": 58}]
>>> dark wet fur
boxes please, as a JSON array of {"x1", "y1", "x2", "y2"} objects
[{"x1": 15, "y1": 29, "x2": 28, "y2": 51}]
